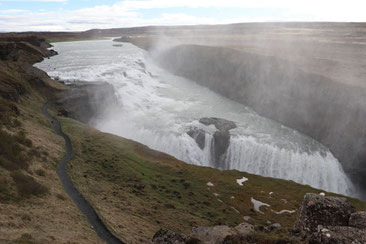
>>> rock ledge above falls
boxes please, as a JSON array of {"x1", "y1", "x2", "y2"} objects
[{"x1": 187, "y1": 117, "x2": 237, "y2": 168}]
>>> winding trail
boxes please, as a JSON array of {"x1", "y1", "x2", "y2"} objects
[{"x1": 42, "y1": 103, "x2": 125, "y2": 244}]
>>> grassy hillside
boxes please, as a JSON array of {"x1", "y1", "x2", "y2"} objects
[
  {"x1": 56, "y1": 114, "x2": 366, "y2": 243},
  {"x1": 0, "y1": 38, "x2": 103, "y2": 243}
]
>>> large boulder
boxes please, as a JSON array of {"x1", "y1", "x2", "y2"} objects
[
  {"x1": 152, "y1": 229, "x2": 187, "y2": 244},
  {"x1": 293, "y1": 193, "x2": 355, "y2": 238},
  {"x1": 190, "y1": 225, "x2": 236, "y2": 244},
  {"x1": 233, "y1": 223, "x2": 255, "y2": 236},
  {"x1": 349, "y1": 211, "x2": 366, "y2": 229},
  {"x1": 153, "y1": 223, "x2": 254, "y2": 244},
  {"x1": 308, "y1": 226, "x2": 366, "y2": 244}
]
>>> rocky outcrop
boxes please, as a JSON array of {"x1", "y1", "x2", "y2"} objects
[
  {"x1": 190, "y1": 225, "x2": 236, "y2": 244},
  {"x1": 152, "y1": 229, "x2": 187, "y2": 244},
  {"x1": 152, "y1": 223, "x2": 254, "y2": 244},
  {"x1": 293, "y1": 193, "x2": 366, "y2": 244},
  {"x1": 0, "y1": 34, "x2": 58, "y2": 107},
  {"x1": 308, "y1": 226, "x2": 366, "y2": 244},
  {"x1": 0, "y1": 35, "x2": 57, "y2": 64},
  {"x1": 349, "y1": 211, "x2": 366, "y2": 229},
  {"x1": 187, "y1": 117, "x2": 236, "y2": 168}
]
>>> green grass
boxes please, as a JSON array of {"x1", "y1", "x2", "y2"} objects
[{"x1": 57, "y1": 115, "x2": 366, "y2": 243}]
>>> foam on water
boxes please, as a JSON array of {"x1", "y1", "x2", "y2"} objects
[{"x1": 36, "y1": 40, "x2": 355, "y2": 196}]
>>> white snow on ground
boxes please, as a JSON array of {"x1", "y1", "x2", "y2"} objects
[
  {"x1": 271, "y1": 209, "x2": 296, "y2": 214},
  {"x1": 320, "y1": 192, "x2": 325, "y2": 196},
  {"x1": 207, "y1": 182, "x2": 214, "y2": 187},
  {"x1": 236, "y1": 177, "x2": 248, "y2": 186},
  {"x1": 251, "y1": 197, "x2": 270, "y2": 214}
]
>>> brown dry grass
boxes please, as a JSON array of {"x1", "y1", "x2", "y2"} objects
[{"x1": 0, "y1": 60, "x2": 103, "y2": 244}]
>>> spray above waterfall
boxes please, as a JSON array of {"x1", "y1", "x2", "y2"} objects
[{"x1": 36, "y1": 39, "x2": 355, "y2": 197}]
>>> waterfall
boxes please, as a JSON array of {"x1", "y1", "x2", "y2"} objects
[
  {"x1": 35, "y1": 39, "x2": 356, "y2": 197},
  {"x1": 224, "y1": 136, "x2": 353, "y2": 195}
]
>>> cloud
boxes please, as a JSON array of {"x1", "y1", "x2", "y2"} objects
[
  {"x1": 0, "y1": 9, "x2": 28, "y2": 14},
  {"x1": 0, "y1": 0, "x2": 365, "y2": 32},
  {"x1": 0, "y1": 0, "x2": 67, "y2": 2}
]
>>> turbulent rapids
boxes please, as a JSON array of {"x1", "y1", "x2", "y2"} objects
[{"x1": 36, "y1": 40, "x2": 354, "y2": 196}]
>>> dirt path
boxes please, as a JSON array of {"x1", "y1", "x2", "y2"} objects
[{"x1": 42, "y1": 103, "x2": 125, "y2": 244}]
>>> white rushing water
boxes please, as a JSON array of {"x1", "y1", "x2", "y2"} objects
[{"x1": 36, "y1": 39, "x2": 354, "y2": 196}]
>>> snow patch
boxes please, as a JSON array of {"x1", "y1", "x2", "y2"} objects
[
  {"x1": 236, "y1": 177, "x2": 248, "y2": 186},
  {"x1": 207, "y1": 182, "x2": 214, "y2": 187},
  {"x1": 271, "y1": 209, "x2": 296, "y2": 214},
  {"x1": 320, "y1": 192, "x2": 325, "y2": 196},
  {"x1": 251, "y1": 197, "x2": 270, "y2": 214}
]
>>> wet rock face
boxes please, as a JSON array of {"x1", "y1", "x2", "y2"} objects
[
  {"x1": 294, "y1": 193, "x2": 355, "y2": 236},
  {"x1": 187, "y1": 117, "x2": 237, "y2": 168},
  {"x1": 293, "y1": 193, "x2": 366, "y2": 244},
  {"x1": 187, "y1": 128, "x2": 206, "y2": 150},
  {"x1": 212, "y1": 131, "x2": 230, "y2": 168},
  {"x1": 200, "y1": 117, "x2": 236, "y2": 168}
]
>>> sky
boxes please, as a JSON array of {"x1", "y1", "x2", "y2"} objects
[{"x1": 0, "y1": 0, "x2": 365, "y2": 32}]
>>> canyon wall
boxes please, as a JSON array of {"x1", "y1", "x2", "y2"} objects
[{"x1": 157, "y1": 44, "x2": 366, "y2": 193}]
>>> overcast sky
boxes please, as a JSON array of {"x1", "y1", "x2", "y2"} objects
[{"x1": 0, "y1": 0, "x2": 365, "y2": 32}]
